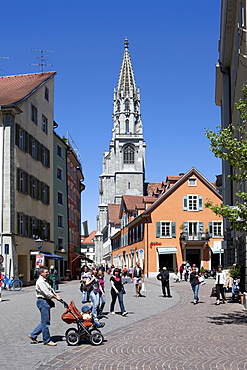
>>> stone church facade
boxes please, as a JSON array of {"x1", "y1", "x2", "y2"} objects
[{"x1": 95, "y1": 39, "x2": 146, "y2": 264}]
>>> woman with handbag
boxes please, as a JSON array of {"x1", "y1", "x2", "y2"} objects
[
  {"x1": 85, "y1": 270, "x2": 104, "y2": 322},
  {"x1": 110, "y1": 268, "x2": 128, "y2": 316},
  {"x1": 190, "y1": 266, "x2": 200, "y2": 305}
]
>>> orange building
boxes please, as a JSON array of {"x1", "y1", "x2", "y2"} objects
[{"x1": 111, "y1": 168, "x2": 223, "y2": 277}]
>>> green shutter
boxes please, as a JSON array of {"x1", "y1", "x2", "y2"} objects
[
  {"x1": 17, "y1": 213, "x2": 20, "y2": 234},
  {"x1": 25, "y1": 131, "x2": 29, "y2": 152},
  {"x1": 16, "y1": 168, "x2": 20, "y2": 191},
  {"x1": 172, "y1": 222, "x2": 176, "y2": 238},
  {"x1": 15, "y1": 123, "x2": 19, "y2": 146},
  {"x1": 156, "y1": 222, "x2": 160, "y2": 237},
  {"x1": 183, "y1": 196, "x2": 187, "y2": 210},
  {"x1": 198, "y1": 196, "x2": 203, "y2": 211}
]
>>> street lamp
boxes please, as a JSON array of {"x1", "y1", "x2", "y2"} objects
[{"x1": 35, "y1": 237, "x2": 44, "y2": 252}]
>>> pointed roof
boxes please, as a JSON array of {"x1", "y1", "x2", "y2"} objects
[
  {"x1": 117, "y1": 38, "x2": 136, "y2": 94},
  {"x1": 0, "y1": 72, "x2": 56, "y2": 106}
]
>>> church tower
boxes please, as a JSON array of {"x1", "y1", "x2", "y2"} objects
[{"x1": 96, "y1": 39, "x2": 146, "y2": 263}]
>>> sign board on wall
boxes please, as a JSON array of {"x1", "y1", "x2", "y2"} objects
[
  {"x1": 139, "y1": 249, "x2": 144, "y2": 260},
  {"x1": 36, "y1": 254, "x2": 45, "y2": 266}
]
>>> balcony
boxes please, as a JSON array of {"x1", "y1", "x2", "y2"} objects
[{"x1": 180, "y1": 232, "x2": 210, "y2": 241}]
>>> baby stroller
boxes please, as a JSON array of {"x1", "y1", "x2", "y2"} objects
[{"x1": 60, "y1": 300, "x2": 104, "y2": 346}]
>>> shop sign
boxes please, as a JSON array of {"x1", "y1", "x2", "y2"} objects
[
  {"x1": 36, "y1": 254, "x2": 45, "y2": 266},
  {"x1": 150, "y1": 242, "x2": 162, "y2": 249}
]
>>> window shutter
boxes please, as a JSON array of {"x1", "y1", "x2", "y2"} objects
[
  {"x1": 17, "y1": 213, "x2": 20, "y2": 234},
  {"x1": 29, "y1": 134, "x2": 33, "y2": 155},
  {"x1": 198, "y1": 196, "x2": 203, "y2": 211},
  {"x1": 47, "y1": 223, "x2": 50, "y2": 241},
  {"x1": 47, "y1": 186, "x2": 50, "y2": 205},
  {"x1": 156, "y1": 222, "x2": 160, "y2": 237},
  {"x1": 38, "y1": 180, "x2": 42, "y2": 201},
  {"x1": 47, "y1": 149, "x2": 50, "y2": 168},
  {"x1": 199, "y1": 222, "x2": 204, "y2": 233},
  {"x1": 25, "y1": 215, "x2": 28, "y2": 237},
  {"x1": 183, "y1": 196, "x2": 188, "y2": 210},
  {"x1": 30, "y1": 217, "x2": 33, "y2": 238},
  {"x1": 172, "y1": 222, "x2": 176, "y2": 238},
  {"x1": 17, "y1": 168, "x2": 20, "y2": 191},
  {"x1": 37, "y1": 141, "x2": 41, "y2": 162},
  {"x1": 183, "y1": 222, "x2": 188, "y2": 233},
  {"x1": 15, "y1": 124, "x2": 19, "y2": 146},
  {"x1": 25, "y1": 131, "x2": 29, "y2": 152},
  {"x1": 208, "y1": 222, "x2": 213, "y2": 237}
]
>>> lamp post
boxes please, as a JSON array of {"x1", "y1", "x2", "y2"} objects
[{"x1": 35, "y1": 238, "x2": 44, "y2": 252}]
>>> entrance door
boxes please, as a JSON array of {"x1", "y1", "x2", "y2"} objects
[
  {"x1": 186, "y1": 249, "x2": 201, "y2": 268},
  {"x1": 159, "y1": 254, "x2": 174, "y2": 271}
]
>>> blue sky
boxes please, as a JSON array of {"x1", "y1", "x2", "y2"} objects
[{"x1": 1, "y1": 0, "x2": 222, "y2": 231}]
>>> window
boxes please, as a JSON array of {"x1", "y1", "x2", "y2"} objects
[
  {"x1": 123, "y1": 145, "x2": 134, "y2": 164},
  {"x1": 125, "y1": 120, "x2": 130, "y2": 133},
  {"x1": 19, "y1": 128, "x2": 25, "y2": 150},
  {"x1": 31, "y1": 104, "x2": 38, "y2": 124},
  {"x1": 125, "y1": 99, "x2": 130, "y2": 110},
  {"x1": 116, "y1": 101, "x2": 120, "y2": 112},
  {"x1": 209, "y1": 221, "x2": 223, "y2": 237},
  {"x1": 58, "y1": 215, "x2": 64, "y2": 228},
  {"x1": 30, "y1": 176, "x2": 39, "y2": 199},
  {"x1": 45, "y1": 86, "x2": 49, "y2": 101},
  {"x1": 41, "y1": 183, "x2": 49, "y2": 204},
  {"x1": 188, "y1": 177, "x2": 197, "y2": 186},
  {"x1": 58, "y1": 191, "x2": 63, "y2": 205},
  {"x1": 57, "y1": 167, "x2": 63, "y2": 180},
  {"x1": 17, "y1": 169, "x2": 28, "y2": 194},
  {"x1": 57, "y1": 144, "x2": 62, "y2": 158},
  {"x1": 42, "y1": 221, "x2": 50, "y2": 240},
  {"x1": 42, "y1": 115, "x2": 48, "y2": 133},
  {"x1": 156, "y1": 222, "x2": 176, "y2": 238},
  {"x1": 17, "y1": 213, "x2": 28, "y2": 236},
  {"x1": 41, "y1": 146, "x2": 50, "y2": 167},
  {"x1": 58, "y1": 238, "x2": 64, "y2": 250},
  {"x1": 31, "y1": 138, "x2": 38, "y2": 159},
  {"x1": 183, "y1": 195, "x2": 203, "y2": 211}
]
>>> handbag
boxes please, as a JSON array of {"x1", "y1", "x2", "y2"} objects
[
  {"x1": 79, "y1": 281, "x2": 84, "y2": 292},
  {"x1": 198, "y1": 276, "x2": 206, "y2": 286},
  {"x1": 141, "y1": 282, "x2": 146, "y2": 291},
  {"x1": 122, "y1": 286, "x2": 126, "y2": 294}
]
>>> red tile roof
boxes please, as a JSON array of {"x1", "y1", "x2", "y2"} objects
[
  {"x1": 0, "y1": 72, "x2": 56, "y2": 105},
  {"x1": 146, "y1": 182, "x2": 162, "y2": 196},
  {"x1": 108, "y1": 204, "x2": 121, "y2": 224},
  {"x1": 81, "y1": 230, "x2": 97, "y2": 245}
]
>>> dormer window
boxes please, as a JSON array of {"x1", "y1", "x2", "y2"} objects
[{"x1": 188, "y1": 177, "x2": 197, "y2": 186}]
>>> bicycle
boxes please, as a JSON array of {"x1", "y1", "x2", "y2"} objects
[{"x1": 1, "y1": 275, "x2": 23, "y2": 291}]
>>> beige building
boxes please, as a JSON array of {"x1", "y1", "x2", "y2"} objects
[{"x1": 0, "y1": 72, "x2": 56, "y2": 284}]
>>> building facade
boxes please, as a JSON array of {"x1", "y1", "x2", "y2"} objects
[
  {"x1": 0, "y1": 72, "x2": 56, "y2": 284},
  {"x1": 53, "y1": 131, "x2": 69, "y2": 278},
  {"x1": 215, "y1": 0, "x2": 247, "y2": 288},
  {"x1": 112, "y1": 168, "x2": 224, "y2": 277},
  {"x1": 96, "y1": 38, "x2": 146, "y2": 264}
]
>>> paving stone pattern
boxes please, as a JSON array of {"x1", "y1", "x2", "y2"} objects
[{"x1": 0, "y1": 277, "x2": 246, "y2": 369}]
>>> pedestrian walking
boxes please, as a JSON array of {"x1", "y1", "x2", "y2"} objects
[
  {"x1": 48, "y1": 265, "x2": 58, "y2": 291},
  {"x1": 85, "y1": 270, "x2": 104, "y2": 323},
  {"x1": 215, "y1": 265, "x2": 227, "y2": 305},
  {"x1": 132, "y1": 262, "x2": 144, "y2": 297},
  {"x1": 28, "y1": 266, "x2": 61, "y2": 346},
  {"x1": 157, "y1": 267, "x2": 172, "y2": 297},
  {"x1": 97, "y1": 270, "x2": 106, "y2": 316},
  {"x1": 81, "y1": 265, "x2": 91, "y2": 303},
  {"x1": 190, "y1": 266, "x2": 200, "y2": 305},
  {"x1": 110, "y1": 268, "x2": 128, "y2": 316}
]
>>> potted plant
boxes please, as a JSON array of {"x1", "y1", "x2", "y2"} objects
[
  {"x1": 18, "y1": 274, "x2": 24, "y2": 280},
  {"x1": 200, "y1": 266, "x2": 205, "y2": 275}
]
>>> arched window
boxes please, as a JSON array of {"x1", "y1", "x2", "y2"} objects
[
  {"x1": 125, "y1": 120, "x2": 129, "y2": 133},
  {"x1": 117, "y1": 101, "x2": 120, "y2": 112},
  {"x1": 123, "y1": 145, "x2": 135, "y2": 164},
  {"x1": 125, "y1": 99, "x2": 130, "y2": 110}
]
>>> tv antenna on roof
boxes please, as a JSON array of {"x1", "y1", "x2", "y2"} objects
[
  {"x1": 0, "y1": 56, "x2": 9, "y2": 71},
  {"x1": 30, "y1": 49, "x2": 54, "y2": 73}
]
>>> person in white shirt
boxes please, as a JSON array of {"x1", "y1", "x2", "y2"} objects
[
  {"x1": 215, "y1": 265, "x2": 227, "y2": 305},
  {"x1": 28, "y1": 266, "x2": 61, "y2": 346}
]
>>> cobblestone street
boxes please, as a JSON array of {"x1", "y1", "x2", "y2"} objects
[{"x1": 0, "y1": 277, "x2": 246, "y2": 369}]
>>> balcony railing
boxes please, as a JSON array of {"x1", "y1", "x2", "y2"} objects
[{"x1": 180, "y1": 232, "x2": 211, "y2": 241}]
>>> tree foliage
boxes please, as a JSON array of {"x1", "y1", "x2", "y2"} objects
[{"x1": 205, "y1": 85, "x2": 247, "y2": 231}]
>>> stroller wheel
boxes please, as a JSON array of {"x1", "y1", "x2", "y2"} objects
[
  {"x1": 66, "y1": 332, "x2": 80, "y2": 346},
  {"x1": 90, "y1": 330, "x2": 104, "y2": 346},
  {"x1": 65, "y1": 328, "x2": 78, "y2": 337}
]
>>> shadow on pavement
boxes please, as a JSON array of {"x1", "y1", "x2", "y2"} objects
[
  {"x1": 207, "y1": 311, "x2": 247, "y2": 326},
  {"x1": 51, "y1": 335, "x2": 66, "y2": 342}
]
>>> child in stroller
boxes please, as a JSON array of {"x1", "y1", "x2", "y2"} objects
[{"x1": 61, "y1": 300, "x2": 104, "y2": 346}]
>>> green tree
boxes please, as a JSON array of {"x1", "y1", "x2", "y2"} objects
[{"x1": 205, "y1": 85, "x2": 247, "y2": 232}]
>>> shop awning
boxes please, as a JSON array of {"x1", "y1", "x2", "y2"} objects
[
  {"x1": 41, "y1": 252, "x2": 64, "y2": 260},
  {"x1": 157, "y1": 247, "x2": 178, "y2": 254},
  {"x1": 210, "y1": 247, "x2": 224, "y2": 254}
]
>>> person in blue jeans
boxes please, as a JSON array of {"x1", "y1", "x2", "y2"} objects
[
  {"x1": 190, "y1": 266, "x2": 200, "y2": 305},
  {"x1": 85, "y1": 270, "x2": 104, "y2": 322},
  {"x1": 28, "y1": 266, "x2": 61, "y2": 346},
  {"x1": 110, "y1": 268, "x2": 128, "y2": 316}
]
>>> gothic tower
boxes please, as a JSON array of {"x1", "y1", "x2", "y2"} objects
[{"x1": 96, "y1": 39, "x2": 146, "y2": 263}]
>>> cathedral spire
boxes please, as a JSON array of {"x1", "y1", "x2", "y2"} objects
[{"x1": 117, "y1": 38, "x2": 136, "y2": 95}]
